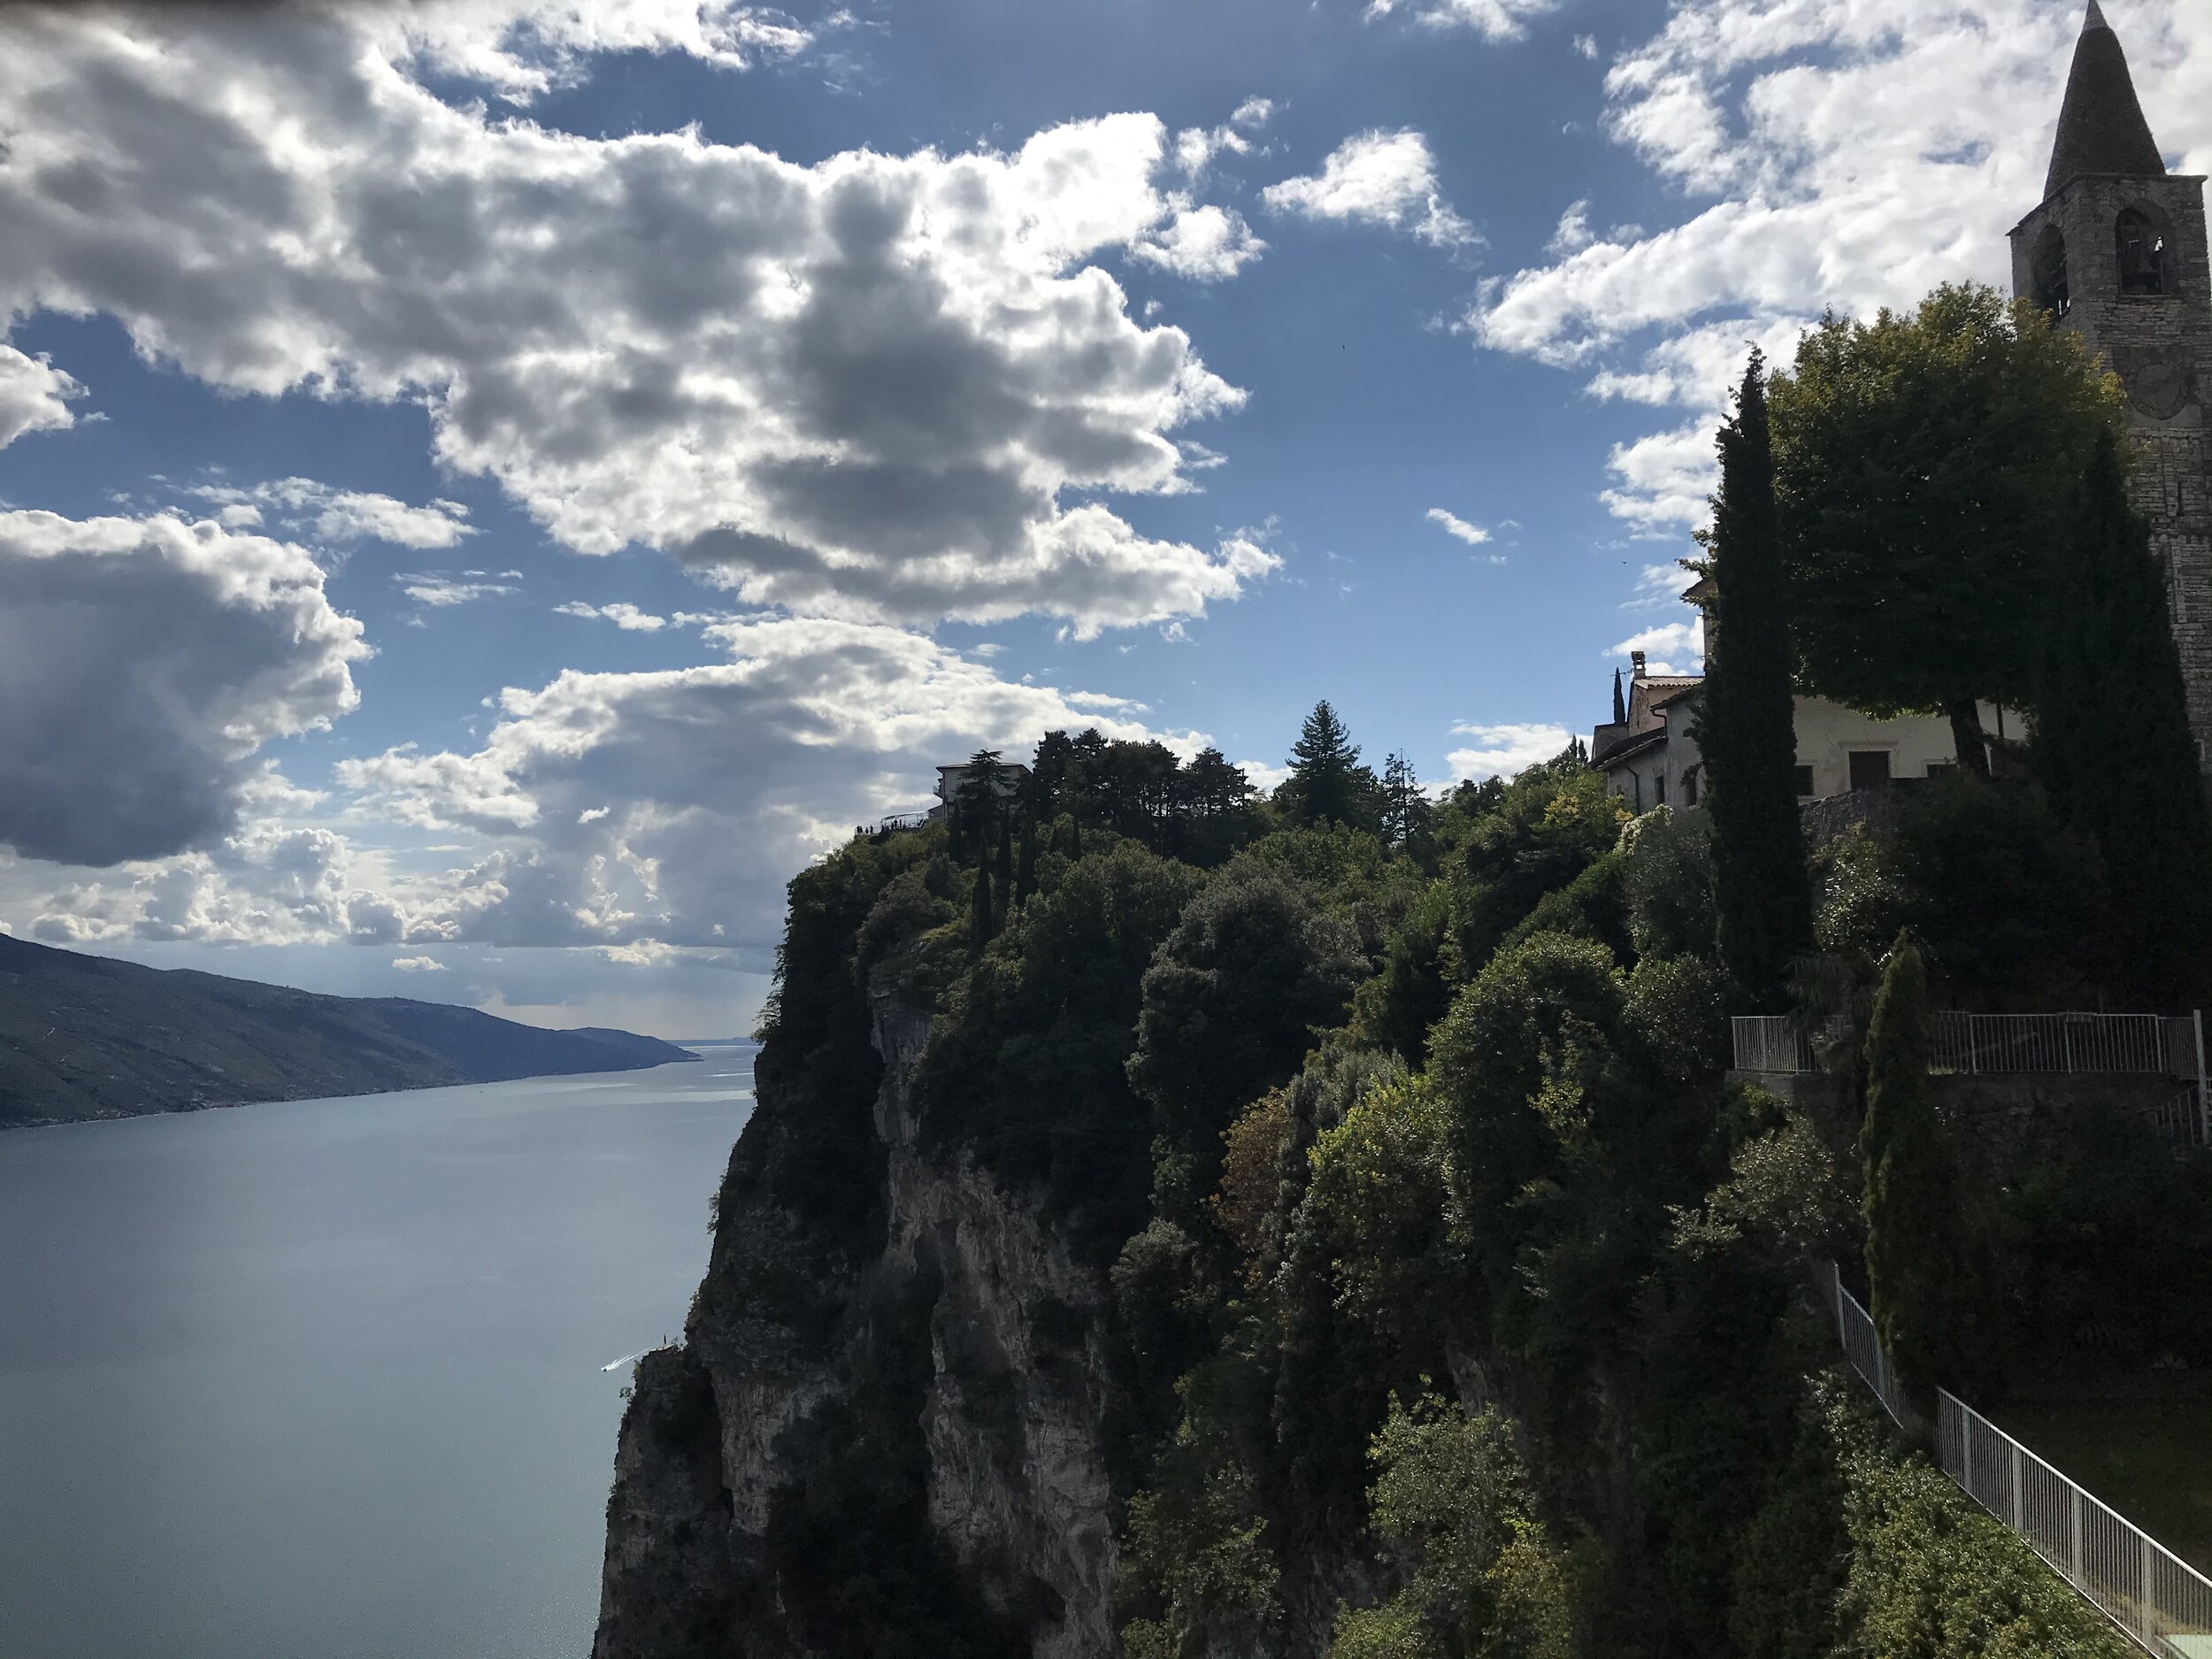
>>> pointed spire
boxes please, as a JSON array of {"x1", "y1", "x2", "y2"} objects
[
  {"x1": 1612, "y1": 666, "x2": 1626, "y2": 726},
  {"x1": 2045, "y1": 0, "x2": 2166, "y2": 198}
]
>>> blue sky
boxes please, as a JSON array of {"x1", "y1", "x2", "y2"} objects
[{"x1": 0, "y1": 0, "x2": 2203, "y2": 1036}]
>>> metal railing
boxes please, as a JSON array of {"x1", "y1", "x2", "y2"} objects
[
  {"x1": 2148, "y1": 1084, "x2": 2208, "y2": 1150},
  {"x1": 1939, "y1": 1392, "x2": 2212, "y2": 1654},
  {"x1": 1830, "y1": 1264, "x2": 1928, "y2": 1440},
  {"x1": 1830, "y1": 1265, "x2": 2212, "y2": 1655},
  {"x1": 1736, "y1": 1011, "x2": 2202, "y2": 1080},
  {"x1": 1732, "y1": 1015, "x2": 1816, "y2": 1074},
  {"x1": 1930, "y1": 1012, "x2": 2172, "y2": 1076}
]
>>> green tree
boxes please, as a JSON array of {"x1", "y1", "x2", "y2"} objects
[
  {"x1": 1770, "y1": 285, "x2": 2124, "y2": 772},
  {"x1": 954, "y1": 749, "x2": 1010, "y2": 851},
  {"x1": 1859, "y1": 940, "x2": 1964, "y2": 1395},
  {"x1": 1694, "y1": 352, "x2": 1815, "y2": 1007},
  {"x1": 1283, "y1": 701, "x2": 1376, "y2": 830},
  {"x1": 968, "y1": 857, "x2": 995, "y2": 956},
  {"x1": 1379, "y1": 750, "x2": 1429, "y2": 855},
  {"x1": 1013, "y1": 812, "x2": 1038, "y2": 910},
  {"x1": 2034, "y1": 428, "x2": 2212, "y2": 1005}
]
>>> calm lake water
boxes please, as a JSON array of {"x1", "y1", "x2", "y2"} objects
[{"x1": 0, "y1": 1048, "x2": 753, "y2": 1659}]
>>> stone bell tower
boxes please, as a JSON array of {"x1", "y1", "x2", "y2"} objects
[{"x1": 2010, "y1": 0, "x2": 2212, "y2": 766}]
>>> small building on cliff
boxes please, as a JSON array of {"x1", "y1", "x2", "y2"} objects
[{"x1": 1589, "y1": 651, "x2": 2001, "y2": 815}]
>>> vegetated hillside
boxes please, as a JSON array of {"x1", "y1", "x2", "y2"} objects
[
  {"x1": 595, "y1": 724, "x2": 2172, "y2": 1659},
  {"x1": 0, "y1": 933, "x2": 694, "y2": 1128}
]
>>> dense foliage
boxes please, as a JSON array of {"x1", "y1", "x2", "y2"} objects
[
  {"x1": 726, "y1": 271, "x2": 2212, "y2": 1651},
  {"x1": 1770, "y1": 284, "x2": 2125, "y2": 770}
]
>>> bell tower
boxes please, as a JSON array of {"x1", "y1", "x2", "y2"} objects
[{"x1": 2010, "y1": 0, "x2": 2212, "y2": 765}]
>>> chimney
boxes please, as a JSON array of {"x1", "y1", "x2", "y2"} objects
[{"x1": 1630, "y1": 650, "x2": 1647, "y2": 679}]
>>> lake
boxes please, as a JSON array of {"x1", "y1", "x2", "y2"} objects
[{"x1": 0, "y1": 1048, "x2": 753, "y2": 1659}]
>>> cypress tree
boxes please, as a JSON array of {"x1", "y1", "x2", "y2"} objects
[
  {"x1": 2034, "y1": 427, "x2": 2212, "y2": 1004},
  {"x1": 1067, "y1": 815, "x2": 1082, "y2": 860},
  {"x1": 1694, "y1": 351, "x2": 1815, "y2": 1008},
  {"x1": 1860, "y1": 940, "x2": 1963, "y2": 1396},
  {"x1": 969, "y1": 859, "x2": 995, "y2": 956},
  {"x1": 993, "y1": 811, "x2": 1014, "y2": 896},
  {"x1": 1014, "y1": 813, "x2": 1038, "y2": 909}
]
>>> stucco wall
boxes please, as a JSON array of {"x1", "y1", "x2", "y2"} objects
[{"x1": 1600, "y1": 691, "x2": 2012, "y2": 810}]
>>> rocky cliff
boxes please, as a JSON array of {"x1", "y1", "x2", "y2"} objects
[{"x1": 594, "y1": 977, "x2": 1121, "y2": 1659}]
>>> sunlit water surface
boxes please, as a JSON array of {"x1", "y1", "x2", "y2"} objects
[{"x1": 0, "y1": 1048, "x2": 752, "y2": 1659}]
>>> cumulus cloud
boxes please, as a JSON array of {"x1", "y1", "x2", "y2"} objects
[
  {"x1": 1425, "y1": 506, "x2": 1492, "y2": 545},
  {"x1": 333, "y1": 616, "x2": 1198, "y2": 949},
  {"x1": 1364, "y1": 0, "x2": 1563, "y2": 44},
  {"x1": 1262, "y1": 130, "x2": 1475, "y2": 246},
  {"x1": 1445, "y1": 721, "x2": 1575, "y2": 784},
  {"x1": 556, "y1": 600, "x2": 671, "y2": 631},
  {"x1": 393, "y1": 955, "x2": 447, "y2": 972},
  {"x1": 1611, "y1": 616, "x2": 1705, "y2": 677},
  {"x1": 0, "y1": 511, "x2": 365, "y2": 866},
  {"x1": 1470, "y1": 0, "x2": 2212, "y2": 529},
  {"x1": 194, "y1": 480, "x2": 476, "y2": 549},
  {"x1": 0, "y1": 344, "x2": 82, "y2": 447},
  {"x1": 0, "y1": 12, "x2": 1272, "y2": 633}
]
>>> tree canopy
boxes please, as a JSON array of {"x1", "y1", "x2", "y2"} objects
[{"x1": 1769, "y1": 284, "x2": 2124, "y2": 769}]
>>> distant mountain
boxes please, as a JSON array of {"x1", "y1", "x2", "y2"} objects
[{"x1": 0, "y1": 934, "x2": 696, "y2": 1129}]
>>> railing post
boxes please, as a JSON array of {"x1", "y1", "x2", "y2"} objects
[
  {"x1": 2144, "y1": 1532, "x2": 2156, "y2": 1641},
  {"x1": 2011, "y1": 1438, "x2": 2024, "y2": 1533},
  {"x1": 2196, "y1": 1009, "x2": 2208, "y2": 1148},
  {"x1": 2069, "y1": 1485, "x2": 2082, "y2": 1585}
]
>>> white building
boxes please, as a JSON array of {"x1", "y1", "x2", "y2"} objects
[
  {"x1": 930, "y1": 761, "x2": 1030, "y2": 820},
  {"x1": 1591, "y1": 651, "x2": 2017, "y2": 814}
]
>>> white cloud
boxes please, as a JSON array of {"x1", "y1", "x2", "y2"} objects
[
  {"x1": 1572, "y1": 34, "x2": 1599, "y2": 60},
  {"x1": 1610, "y1": 616, "x2": 1705, "y2": 677},
  {"x1": 1133, "y1": 204, "x2": 1268, "y2": 280},
  {"x1": 1469, "y1": 0, "x2": 2212, "y2": 530},
  {"x1": 0, "y1": 15, "x2": 1272, "y2": 634},
  {"x1": 1230, "y1": 96, "x2": 1277, "y2": 128},
  {"x1": 1445, "y1": 722, "x2": 1575, "y2": 783},
  {"x1": 1601, "y1": 419, "x2": 1718, "y2": 535},
  {"x1": 393, "y1": 955, "x2": 447, "y2": 972},
  {"x1": 1236, "y1": 758, "x2": 1294, "y2": 795},
  {"x1": 1546, "y1": 199, "x2": 1594, "y2": 257},
  {"x1": 194, "y1": 480, "x2": 474, "y2": 549},
  {"x1": 556, "y1": 600, "x2": 671, "y2": 631},
  {"x1": 403, "y1": 572, "x2": 518, "y2": 607},
  {"x1": 1364, "y1": 0, "x2": 1563, "y2": 44},
  {"x1": 0, "y1": 510, "x2": 365, "y2": 866},
  {"x1": 1425, "y1": 506, "x2": 1492, "y2": 545},
  {"x1": 1262, "y1": 130, "x2": 1476, "y2": 246},
  {"x1": 0, "y1": 345, "x2": 82, "y2": 447},
  {"x1": 332, "y1": 616, "x2": 1202, "y2": 948}
]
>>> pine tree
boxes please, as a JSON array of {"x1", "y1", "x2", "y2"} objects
[
  {"x1": 1286, "y1": 701, "x2": 1366, "y2": 828},
  {"x1": 2034, "y1": 428, "x2": 2212, "y2": 1004},
  {"x1": 1380, "y1": 751, "x2": 1425, "y2": 852},
  {"x1": 1694, "y1": 351, "x2": 1815, "y2": 1008},
  {"x1": 1860, "y1": 940, "x2": 1964, "y2": 1396}
]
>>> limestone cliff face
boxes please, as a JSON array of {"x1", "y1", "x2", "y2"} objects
[{"x1": 594, "y1": 979, "x2": 1120, "y2": 1659}]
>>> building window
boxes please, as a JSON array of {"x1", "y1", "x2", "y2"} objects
[
  {"x1": 1847, "y1": 749, "x2": 1892, "y2": 792},
  {"x1": 1682, "y1": 765, "x2": 1700, "y2": 807},
  {"x1": 1793, "y1": 764, "x2": 1815, "y2": 798},
  {"x1": 2032, "y1": 223, "x2": 2070, "y2": 317},
  {"x1": 1654, "y1": 772, "x2": 1667, "y2": 806},
  {"x1": 2118, "y1": 208, "x2": 2168, "y2": 296},
  {"x1": 1925, "y1": 759, "x2": 1955, "y2": 779}
]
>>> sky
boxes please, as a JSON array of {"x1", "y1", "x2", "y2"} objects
[{"x1": 0, "y1": 0, "x2": 2204, "y2": 1039}]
